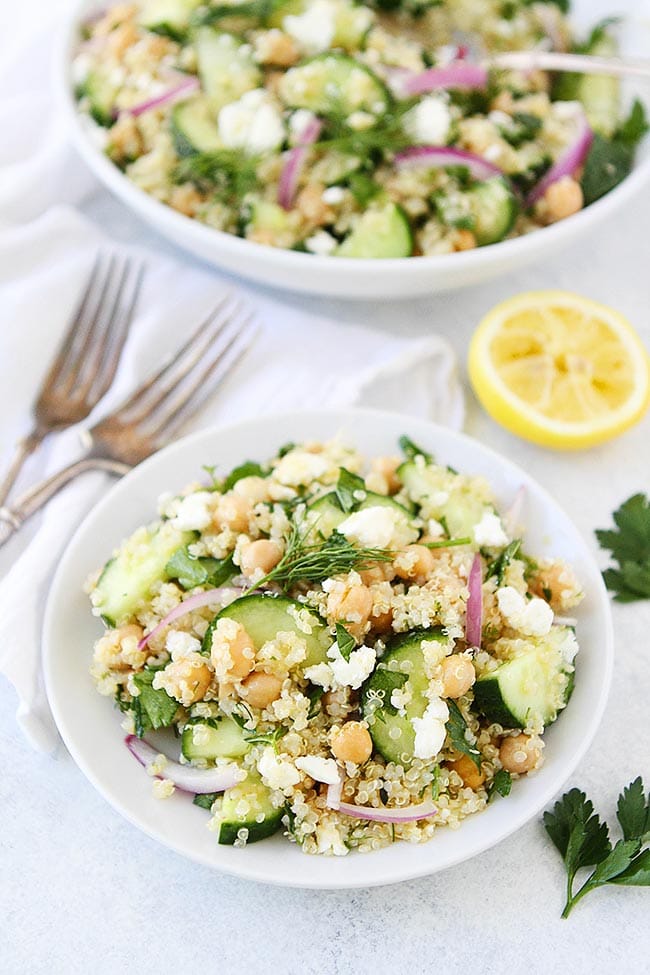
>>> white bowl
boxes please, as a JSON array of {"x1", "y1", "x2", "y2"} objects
[
  {"x1": 43, "y1": 408, "x2": 613, "y2": 889},
  {"x1": 57, "y1": 0, "x2": 650, "y2": 298}
]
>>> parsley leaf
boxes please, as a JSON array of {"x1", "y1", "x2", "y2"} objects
[
  {"x1": 595, "y1": 493, "x2": 650, "y2": 601},
  {"x1": 335, "y1": 467, "x2": 367, "y2": 513},
  {"x1": 166, "y1": 546, "x2": 235, "y2": 590},
  {"x1": 581, "y1": 102, "x2": 648, "y2": 207},
  {"x1": 544, "y1": 779, "x2": 650, "y2": 917},
  {"x1": 193, "y1": 792, "x2": 218, "y2": 811},
  {"x1": 398, "y1": 435, "x2": 433, "y2": 463},
  {"x1": 487, "y1": 769, "x2": 512, "y2": 801},
  {"x1": 486, "y1": 539, "x2": 522, "y2": 585},
  {"x1": 366, "y1": 668, "x2": 408, "y2": 716},
  {"x1": 131, "y1": 669, "x2": 179, "y2": 737},
  {"x1": 335, "y1": 622, "x2": 356, "y2": 661},
  {"x1": 446, "y1": 700, "x2": 481, "y2": 770},
  {"x1": 617, "y1": 99, "x2": 650, "y2": 146},
  {"x1": 222, "y1": 460, "x2": 267, "y2": 492}
]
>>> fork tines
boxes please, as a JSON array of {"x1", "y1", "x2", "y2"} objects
[{"x1": 113, "y1": 295, "x2": 259, "y2": 439}]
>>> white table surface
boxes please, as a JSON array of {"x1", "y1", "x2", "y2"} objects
[{"x1": 2, "y1": 1, "x2": 650, "y2": 972}]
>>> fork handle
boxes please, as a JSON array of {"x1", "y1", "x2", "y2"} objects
[
  {"x1": 0, "y1": 429, "x2": 45, "y2": 508},
  {"x1": 0, "y1": 456, "x2": 131, "y2": 548}
]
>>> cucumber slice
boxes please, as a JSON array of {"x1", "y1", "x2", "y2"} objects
[
  {"x1": 171, "y1": 96, "x2": 221, "y2": 155},
  {"x1": 139, "y1": 0, "x2": 201, "y2": 39},
  {"x1": 216, "y1": 772, "x2": 283, "y2": 844},
  {"x1": 554, "y1": 32, "x2": 619, "y2": 138},
  {"x1": 361, "y1": 628, "x2": 447, "y2": 764},
  {"x1": 202, "y1": 593, "x2": 331, "y2": 669},
  {"x1": 473, "y1": 627, "x2": 577, "y2": 730},
  {"x1": 279, "y1": 54, "x2": 388, "y2": 118},
  {"x1": 94, "y1": 523, "x2": 193, "y2": 627},
  {"x1": 336, "y1": 202, "x2": 413, "y2": 258},
  {"x1": 182, "y1": 716, "x2": 250, "y2": 760},
  {"x1": 195, "y1": 28, "x2": 262, "y2": 110},
  {"x1": 273, "y1": 0, "x2": 372, "y2": 48},
  {"x1": 398, "y1": 461, "x2": 492, "y2": 538},
  {"x1": 307, "y1": 490, "x2": 416, "y2": 540},
  {"x1": 81, "y1": 68, "x2": 118, "y2": 127},
  {"x1": 245, "y1": 197, "x2": 296, "y2": 239},
  {"x1": 468, "y1": 177, "x2": 518, "y2": 246}
]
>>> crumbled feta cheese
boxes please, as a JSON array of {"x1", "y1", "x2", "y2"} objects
[
  {"x1": 315, "y1": 820, "x2": 349, "y2": 856},
  {"x1": 218, "y1": 89, "x2": 285, "y2": 155},
  {"x1": 305, "y1": 230, "x2": 337, "y2": 256},
  {"x1": 411, "y1": 696, "x2": 449, "y2": 760},
  {"x1": 338, "y1": 505, "x2": 416, "y2": 549},
  {"x1": 303, "y1": 662, "x2": 334, "y2": 690},
  {"x1": 558, "y1": 628, "x2": 579, "y2": 664},
  {"x1": 289, "y1": 108, "x2": 318, "y2": 141},
  {"x1": 426, "y1": 518, "x2": 446, "y2": 539},
  {"x1": 404, "y1": 95, "x2": 451, "y2": 146},
  {"x1": 473, "y1": 511, "x2": 509, "y2": 548},
  {"x1": 283, "y1": 0, "x2": 337, "y2": 55},
  {"x1": 322, "y1": 186, "x2": 345, "y2": 205},
  {"x1": 497, "y1": 586, "x2": 554, "y2": 637},
  {"x1": 390, "y1": 684, "x2": 412, "y2": 715},
  {"x1": 166, "y1": 630, "x2": 202, "y2": 660},
  {"x1": 295, "y1": 755, "x2": 340, "y2": 784},
  {"x1": 258, "y1": 746, "x2": 300, "y2": 791},
  {"x1": 327, "y1": 641, "x2": 376, "y2": 690},
  {"x1": 170, "y1": 491, "x2": 214, "y2": 531},
  {"x1": 347, "y1": 110, "x2": 375, "y2": 130},
  {"x1": 273, "y1": 450, "x2": 329, "y2": 486}
]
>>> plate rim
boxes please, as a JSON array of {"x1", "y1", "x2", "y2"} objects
[{"x1": 42, "y1": 407, "x2": 614, "y2": 888}]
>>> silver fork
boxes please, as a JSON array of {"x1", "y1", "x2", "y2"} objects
[
  {"x1": 0, "y1": 254, "x2": 144, "y2": 506},
  {"x1": 0, "y1": 295, "x2": 257, "y2": 547}
]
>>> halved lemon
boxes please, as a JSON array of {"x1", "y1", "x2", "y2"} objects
[{"x1": 468, "y1": 291, "x2": 650, "y2": 449}]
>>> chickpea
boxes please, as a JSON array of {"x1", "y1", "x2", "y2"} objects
[
  {"x1": 358, "y1": 561, "x2": 396, "y2": 586},
  {"x1": 394, "y1": 544, "x2": 437, "y2": 585},
  {"x1": 331, "y1": 721, "x2": 373, "y2": 765},
  {"x1": 210, "y1": 619, "x2": 256, "y2": 680},
  {"x1": 369, "y1": 606, "x2": 394, "y2": 635},
  {"x1": 441, "y1": 655, "x2": 476, "y2": 699},
  {"x1": 327, "y1": 584, "x2": 373, "y2": 640},
  {"x1": 499, "y1": 734, "x2": 542, "y2": 774},
  {"x1": 447, "y1": 753, "x2": 486, "y2": 791},
  {"x1": 233, "y1": 476, "x2": 270, "y2": 504},
  {"x1": 156, "y1": 657, "x2": 212, "y2": 706},
  {"x1": 240, "y1": 539, "x2": 283, "y2": 578},
  {"x1": 254, "y1": 28, "x2": 299, "y2": 67},
  {"x1": 240, "y1": 671, "x2": 283, "y2": 709},
  {"x1": 217, "y1": 494, "x2": 252, "y2": 532},
  {"x1": 106, "y1": 21, "x2": 138, "y2": 57},
  {"x1": 168, "y1": 184, "x2": 202, "y2": 218},
  {"x1": 296, "y1": 183, "x2": 334, "y2": 226},
  {"x1": 541, "y1": 176, "x2": 583, "y2": 223},
  {"x1": 530, "y1": 560, "x2": 581, "y2": 612},
  {"x1": 451, "y1": 229, "x2": 477, "y2": 252},
  {"x1": 369, "y1": 456, "x2": 402, "y2": 495}
]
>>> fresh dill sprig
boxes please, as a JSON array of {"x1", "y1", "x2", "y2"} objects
[
  {"x1": 173, "y1": 150, "x2": 259, "y2": 205},
  {"x1": 250, "y1": 524, "x2": 393, "y2": 593}
]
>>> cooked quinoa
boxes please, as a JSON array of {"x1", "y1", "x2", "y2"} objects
[
  {"x1": 87, "y1": 435, "x2": 584, "y2": 856},
  {"x1": 73, "y1": 0, "x2": 645, "y2": 259}
]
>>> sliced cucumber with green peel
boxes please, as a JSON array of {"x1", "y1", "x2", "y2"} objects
[
  {"x1": 554, "y1": 30, "x2": 619, "y2": 137},
  {"x1": 202, "y1": 593, "x2": 331, "y2": 669},
  {"x1": 195, "y1": 28, "x2": 262, "y2": 110},
  {"x1": 279, "y1": 54, "x2": 388, "y2": 118},
  {"x1": 171, "y1": 96, "x2": 221, "y2": 155},
  {"x1": 468, "y1": 177, "x2": 518, "y2": 246},
  {"x1": 361, "y1": 628, "x2": 447, "y2": 764},
  {"x1": 473, "y1": 627, "x2": 576, "y2": 730},
  {"x1": 398, "y1": 460, "x2": 492, "y2": 538},
  {"x1": 245, "y1": 197, "x2": 295, "y2": 238},
  {"x1": 307, "y1": 490, "x2": 416, "y2": 540},
  {"x1": 94, "y1": 523, "x2": 193, "y2": 627},
  {"x1": 139, "y1": 0, "x2": 201, "y2": 39},
  {"x1": 216, "y1": 772, "x2": 283, "y2": 844},
  {"x1": 81, "y1": 68, "x2": 118, "y2": 127},
  {"x1": 336, "y1": 202, "x2": 413, "y2": 258},
  {"x1": 182, "y1": 716, "x2": 250, "y2": 760}
]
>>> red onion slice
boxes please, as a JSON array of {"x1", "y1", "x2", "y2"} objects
[
  {"x1": 137, "y1": 587, "x2": 237, "y2": 651},
  {"x1": 278, "y1": 116, "x2": 323, "y2": 211},
  {"x1": 394, "y1": 145, "x2": 504, "y2": 182},
  {"x1": 393, "y1": 62, "x2": 488, "y2": 98},
  {"x1": 125, "y1": 735, "x2": 245, "y2": 794},
  {"x1": 127, "y1": 75, "x2": 200, "y2": 118},
  {"x1": 326, "y1": 776, "x2": 343, "y2": 809},
  {"x1": 503, "y1": 485, "x2": 526, "y2": 538},
  {"x1": 330, "y1": 797, "x2": 437, "y2": 823},
  {"x1": 526, "y1": 112, "x2": 593, "y2": 207},
  {"x1": 465, "y1": 554, "x2": 483, "y2": 649}
]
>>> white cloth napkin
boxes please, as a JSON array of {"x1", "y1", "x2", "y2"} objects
[{"x1": 0, "y1": 12, "x2": 464, "y2": 753}]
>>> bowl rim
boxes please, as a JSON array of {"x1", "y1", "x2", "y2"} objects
[
  {"x1": 56, "y1": 0, "x2": 650, "y2": 284},
  {"x1": 42, "y1": 407, "x2": 614, "y2": 889}
]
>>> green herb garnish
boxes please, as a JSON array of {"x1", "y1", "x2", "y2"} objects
[
  {"x1": 486, "y1": 539, "x2": 522, "y2": 585},
  {"x1": 488, "y1": 769, "x2": 512, "y2": 801},
  {"x1": 335, "y1": 622, "x2": 356, "y2": 661},
  {"x1": 581, "y1": 100, "x2": 649, "y2": 206},
  {"x1": 595, "y1": 493, "x2": 650, "y2": 601},
  {"x1": 446, "y1": 700, "x2": 481, "y2": 770},
  {"x1": 422, "y1": 536, "x2": 471, "y2": 550},
  {"x1": 398, "y1": 434, "x2": 433, "y2": 463},
  {"x1": 222, "y1": 460, "x2": 267, "y2": 492},
  {"x1": 166, "y1": 546, "x2": 235, "y2": 590},
  {"x1": 543, "y1": 778, "x2": 650, "y2": 918},
  {"x1": 193, "y1": 792, "x2": 218, "y2": 811},
  {"x1": 335, "y1": 467, "x2": 367, "y2": 513},
  {"x1": 174, "y1": 150, "x2": 260, "y2": 206},
  {"x1": 130, "y1": 669, "x2": 179, "y2": 738}
]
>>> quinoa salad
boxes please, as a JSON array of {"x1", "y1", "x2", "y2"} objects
[
  {"x1": 87, "y1": 435, "x2": 583, "y2": 855},
  {"x1": 72, "y1": 1, "x2": 647, "y2": 259}
]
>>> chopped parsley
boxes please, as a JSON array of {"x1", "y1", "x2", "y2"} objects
[
  {"x1": 445, "y1": 700, "x2": 481, "y2": 770},
  {"x1": 335, "y1": 467, "x2": 367, "y2": 513},
  {"x1": 335, "y1": 622, "x2": 356, "y2": 661},
  {"x1": 130, "y1": 669, "x2": 179, "y2": 738},
  {"x1": 595, "y1": 493, "x2": 650, "y2": 601},
  {"x1": 165, "y1": 546, "x2": 235, "y2": 590},
  {"x1": 398, "y1": 434, "x2": 433, "y2": 463}
]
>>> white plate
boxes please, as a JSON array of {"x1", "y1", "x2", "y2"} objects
[
  {"x1": 56, "y1": 0, "x2": 650, "y2": 299},
  {"x1": 43, "y1": 409, "x2": 613, "y2": 888}
]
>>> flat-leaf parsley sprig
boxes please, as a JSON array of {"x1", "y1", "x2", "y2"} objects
[
  {"x1": 595, "y1": 493, "x2": 650, "y2": 601},
  {"x1": 543, "y1": 777, "x2": 650, "y2": 918}
]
